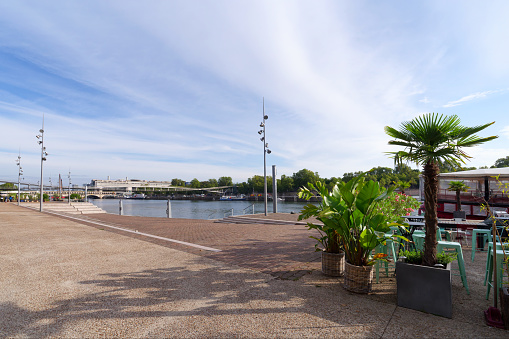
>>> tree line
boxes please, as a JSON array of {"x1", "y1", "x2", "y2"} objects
[
  {"x1": 3, "y1": 156, "x2": 508, "y2": 195},
  {"x1": 166, "y1": 155, "x2": 509, "y2": 194}
]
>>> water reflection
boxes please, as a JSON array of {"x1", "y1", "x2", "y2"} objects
[{"x1": 89, "y1": 199, "x2": 312, "y2": 220}]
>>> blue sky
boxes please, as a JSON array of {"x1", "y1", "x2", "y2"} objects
[{"x1": 1, "y1": 1, "x2": 508, "y2": 186}]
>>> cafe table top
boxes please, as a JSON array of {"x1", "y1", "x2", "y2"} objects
[{"x1": 402, "y1": 215, "x2": 487, "y2": 229}]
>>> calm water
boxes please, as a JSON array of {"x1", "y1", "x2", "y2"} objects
[{"x1": 89, "y1": 199, "x2": 312, "y2": 220}]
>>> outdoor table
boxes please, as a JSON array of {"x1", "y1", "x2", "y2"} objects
[{"x1": 401, "y1": 215, "x2": 424, "y2": 223}]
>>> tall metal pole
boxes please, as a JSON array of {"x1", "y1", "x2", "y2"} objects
[
  {"x1": 36, "y1": 116, "x2": 47, "y2": 212},
  {"x1": 258, "y1": 98, "x2": 271, "y2": 216},
  {"x1": 263, "y1": 100, "x2": 267, "y2": 216},
  {"x1": 68, "y1": 171, "x2": 71, "y2": 204},
  {"x1": 16, "y1": 153, "x2": 22, "y2": 206},
  {"x1": 272, "y1": 165, "x2": 277, "y2": 213}
]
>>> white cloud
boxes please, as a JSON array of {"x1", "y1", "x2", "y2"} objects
[
  {"x1": 443, "y1": 90, "x2": 500, "y2": 108},
  {"x1": 1, "y1": 1, "x2": 508, "y2": 186}
]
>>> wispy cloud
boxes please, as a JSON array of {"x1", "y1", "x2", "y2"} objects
[
  {"x1": 443, "y1": 90, "x2": 500, "y2": 108},
  {"x1": 0, "y1": 1, "x2": 507, "y2": 185}
]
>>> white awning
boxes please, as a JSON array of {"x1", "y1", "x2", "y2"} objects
[{"x1": 439, "y1": 167, "x2": 509, "y2": 180}]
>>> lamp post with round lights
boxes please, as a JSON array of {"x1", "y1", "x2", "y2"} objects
[
  {"x1": 36, "y1": 118, "x2": 48, "y2": 212},
  {"x1": 68, "y1": 171, "x2": 72, "y2": 204},
  {"x1": 16, "y1": 153, "x2": 23, "y2": 206},
  {"x1": 258, "y1": 99, "x2": 271, "y2": 216}
]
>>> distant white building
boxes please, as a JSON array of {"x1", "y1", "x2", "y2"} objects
[{"x1": 88, "y1": 178, "x2": 175, "y2": 193}]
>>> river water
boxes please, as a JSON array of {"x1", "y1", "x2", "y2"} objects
[{"x1": 89, "y1": 199, "x2": 312, "y2": 220}]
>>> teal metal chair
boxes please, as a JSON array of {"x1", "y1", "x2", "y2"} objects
[
  {"x1": 471, "y1": 229, "x2": 491, "y2": 261},
  {"x1": 485, "y1": 247, "x2": 507, "y2": 299},
  {"x1": 437, "y1": 240, "x2": 470, "y2": 295},
  {"x1": 375, "y1": 237, "x2": 398, "y2": 283},
  {"x1": 484, "y1": 242, "x2": 508, "y2": 286}
]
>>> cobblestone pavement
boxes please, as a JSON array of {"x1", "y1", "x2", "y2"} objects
[{"x1": 48, "y1": 211, "x2": 323, "y2": 280}]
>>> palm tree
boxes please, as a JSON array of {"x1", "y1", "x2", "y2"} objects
[
  {"x1": 385, "y1": 113, "x2": 497, "y2": 266},
  {"x1": 394, "y1": 180, "x2": 411, "y2": 194},
  {"x1": 447, "y1": 181, "x2": 469, "y2": 212}
]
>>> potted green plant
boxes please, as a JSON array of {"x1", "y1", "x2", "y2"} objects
[
  {"x1": 298, "y1": 181, "x2": 345, "y2": 277},
  {"x1": 447, "y1": 180, "x2": 469, "y2": 220},
  {"x1": 386, "y1": 113, "x2": 496, "y2": 266},
  {"x1": 396, "y1": 250, "x2": 457, "y2": 318},
  {"x1": 386, "y1": 113, "x2": 497, "y2": 316},
  {"x1": 299, "y1": 174, "x2": 402, "y2": 293}
]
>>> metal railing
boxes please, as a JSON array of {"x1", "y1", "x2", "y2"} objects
[
  {"x1": 223, "y1": 208, "x2": 234, "y2": 218},
  {"x1": 243, "y1": 204, "x2": 255, "y2": 215}
]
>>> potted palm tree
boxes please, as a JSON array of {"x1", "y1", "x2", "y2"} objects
[
  {"x1": 447, "y1": 180, "x2": 469, "y2": 220},
  {"x1": 385, "y1": 113, "x2": 497, "y2": 317},
  {"x1": 299, "y1": 175, "x2": 401, "y2": 293}
]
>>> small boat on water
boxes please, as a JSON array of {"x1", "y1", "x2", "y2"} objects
[
  {"x1": 128, "y1": 193, "x2": 146, "y2": 199},
  {"x1": 219, "y1": 195, "x2": 246, "y2": 201}
]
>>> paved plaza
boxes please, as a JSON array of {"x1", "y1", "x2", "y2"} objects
[{"x1": 1, "y1": 203, "x2": 507, "y2": 337}]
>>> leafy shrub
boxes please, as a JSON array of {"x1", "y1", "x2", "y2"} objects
[
  {"x1": 376, "y1": 191, "x2": 420, "y2": 223},
  {"x1": 400, "y1": 250, "x2": 456, "y2": 266}
]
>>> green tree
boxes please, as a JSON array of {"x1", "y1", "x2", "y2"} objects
[
  {"x1": 171, "y1": 178, "x2": 185, "y2": 186},
  {"x1": 218, "y1": 176, "x2": 233, "y2": 187},
  {"x1": 323, "y1": 177, "x2": 341, "y2": 192},
  {"x1": 248, "y1": 175, "x2": 265, "y2": 193},
  {"x1": 342, "y1": 171, "x2": 362, "y2": 183},
  {"x1": 236, "y1": 182, "x2": 250, "y2": 194},
  {"x1": 278, "y1": 175, "x2": 294, "y2": 193},
  {"x1": 70, "y1": 193, "x2": 82, "y2": 200},
  {"x1": 190, "y1": 178, "x2": 201, "y2": 188},
  {"x1": 292, "y1": 169, "x2": 320, "y2": 189},
  {"x1": 0, "y1": 182, "x2": 17, "y2": 190},
  {"x1": 492, "y1": 156, "x2": 509, "y2": 168},
  {"x1": 385, "y1": 113, "x2": 497, "y2": 266},
  {"x1": 447, "y1": 181, "x2": 469, "y2": 211}
]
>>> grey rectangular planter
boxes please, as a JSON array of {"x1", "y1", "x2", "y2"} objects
[{"x1": 396, "y1": 262, "x2": 452, "y2": 318}]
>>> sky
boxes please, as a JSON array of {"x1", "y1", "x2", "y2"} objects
[{"x1": 0, "y1": 1, "x2": 508, "y2": 186}]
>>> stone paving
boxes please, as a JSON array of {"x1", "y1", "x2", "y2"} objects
[{"x1": 55, "y1": 211, "x2": 324, "y2": 281}]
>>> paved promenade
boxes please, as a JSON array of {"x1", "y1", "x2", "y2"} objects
[{"x1": 0, "y1": 203, "x2": 507, "y2": 337}]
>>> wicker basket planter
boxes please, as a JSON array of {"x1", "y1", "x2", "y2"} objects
[
  {"x1": 321, "y1": 250, "x2": 345, "y2": 277},
  {"x1": 343, "y1": 262, "x2": 373, "y2": 293}
]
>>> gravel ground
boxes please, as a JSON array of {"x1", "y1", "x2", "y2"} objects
[{"x1": 1, "y1": 203, "x2": 508, "y2": 338}]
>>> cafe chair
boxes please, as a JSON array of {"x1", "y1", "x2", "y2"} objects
[
  {"x1": 437, "y1": 240, "x2": 470, "y2": 295},
  {"x1": 471, "y1": 229, "x2": 491, "y2": 261}
]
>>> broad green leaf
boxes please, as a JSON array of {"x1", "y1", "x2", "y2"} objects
[{"x1": 360, "y1": 229, "x2": 378, "y2": 250}]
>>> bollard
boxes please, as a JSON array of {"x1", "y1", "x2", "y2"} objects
[
  {"x1": 166, "y1": 199, "x2": 172, "y2": 218},
  {"x1": 119, "y1": 199, "x2": 123, "y2": 215}
]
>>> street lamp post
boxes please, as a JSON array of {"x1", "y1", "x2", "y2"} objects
[
  {"x1": 68, "y1": 171, "x2": 72, "y2": 204},
  {"x1": 258, "y1": 98, "x2": 271, "y2": 216},
  {"x1": 16, "y1": 153, "x2": 23, "y2": 206},
  {"x1": 36, "y1": 118, "x2": 48, "y2": 212}
]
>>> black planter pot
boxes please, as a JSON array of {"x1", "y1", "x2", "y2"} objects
[
  {"x1": 500, "y1": 287, "x2": 509, "y2": 329},
  {"x1": 396, "y1": 262, "x2": 452, "y2": 318},
  {"x1": 453, "y1": 210, "x2": 466, "y2": 220}
]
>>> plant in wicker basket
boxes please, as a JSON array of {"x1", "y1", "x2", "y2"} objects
[
  {"x1": 298, "y1": 181, "x2": 345, "y2": 276},
  {"x1": 299, "y1": 174, "x2": 403, "y2": 293}
]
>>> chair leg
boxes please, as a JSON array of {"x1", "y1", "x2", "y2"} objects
[{"x1": 455, "y1": 248, "x2": 469, "y2": 295}]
